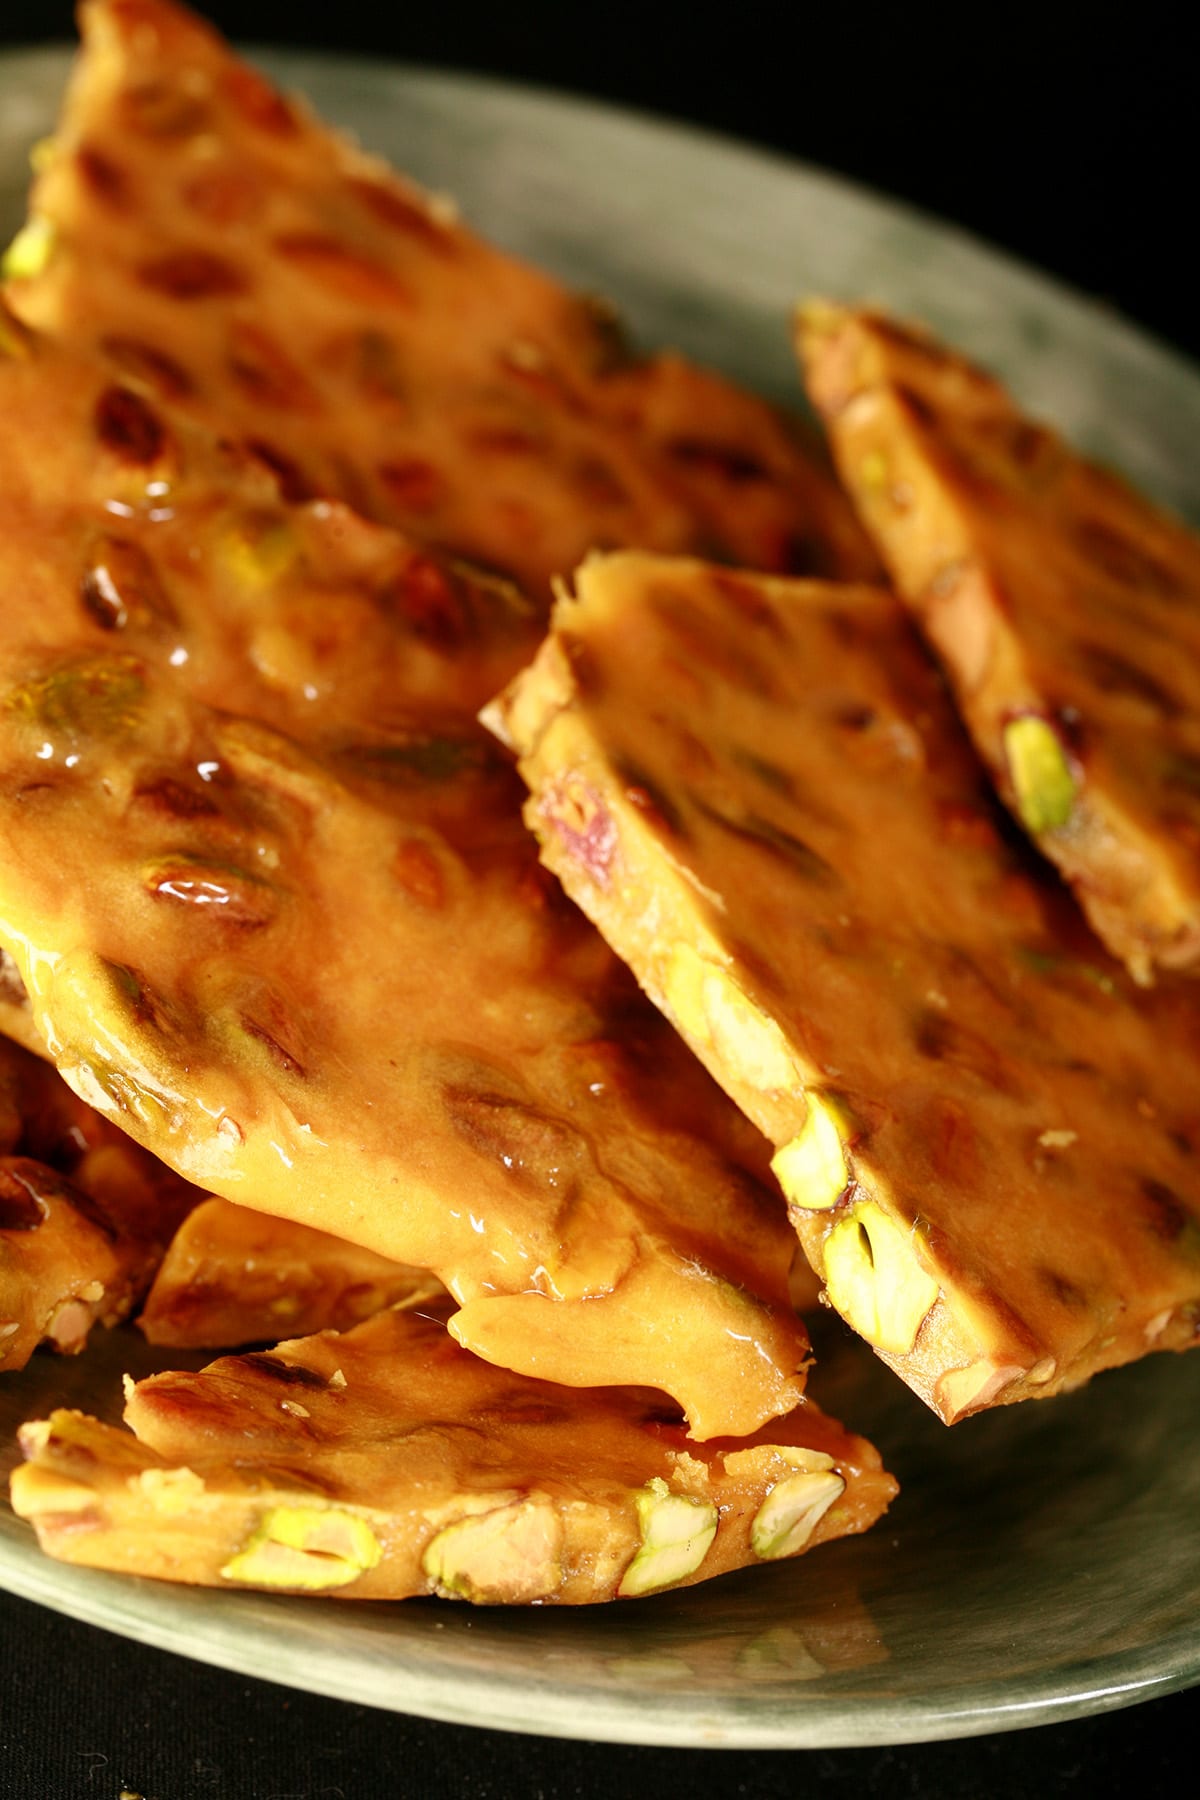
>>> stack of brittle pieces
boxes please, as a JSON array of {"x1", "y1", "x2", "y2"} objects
[{"x1": 1, "y1": 0, "x2": 1198, "y2": 1619}]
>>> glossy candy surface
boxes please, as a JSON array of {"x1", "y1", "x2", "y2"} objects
[
  {"x1": 493, "y1": 551, "x2": 1200, "y2": 1420},
  {"x1": 1, "y1": 1034, "x2": 198, "y2": 1370},
  {"x1": 11, "y1": 1306, "x2": 895, "y2": 1602},
  {"x1": 138, "y1": 1197, "x2": 446, "y2": 1348},
  {"x1": 800, "y1": 303, "x2": 1200, "y2": 982},
  {"x1": 6, "y1": 0, "x2": 875, "y2": 624},
  {"x1": 0, "y1": 308, "x2": 807, "y2": 1439}
]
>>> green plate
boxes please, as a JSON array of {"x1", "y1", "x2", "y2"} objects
[{"x1": 2, "y1": 44, "x2": 1200, "y2": 1750}]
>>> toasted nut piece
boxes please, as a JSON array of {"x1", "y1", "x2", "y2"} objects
[
  {"x1": 220, "y1": 1504, "x2": 381, "y2": 1590},
  {"x1": 2, "y1": 217, "x2": 56, "y2": 282},
  {"x1": 220, "y1": 518, "x2": 298, "y2": 588},
  {"x1": 422, "y1": 1497, "x2": 562, "y2": 1603},
  {"x1": 823, "y1": 1201, "x2": 939, "y2": 1354},
  {"x1": 662, "y1": 943, "x2": 712, "y2": 1043},
  {"x1": 752, "y1": 1465, "x2": 845, "y2": 1560},
  {"x1": 701, "y1": 966, "x2": 801, "y2": 1092},
  {"x1": 1003, "y1": 715, "x2": 1078, "y2": 834},
  {"x1": 772, "y1": 1096, "x2": 849, "y2": 1212},
  {"x1": 9, "y1": 1462, "x2": 99, "y2": 1516},
  {"x1": 618, "y1": 1477, "x2": 718, "y2": 1597},
  {"x1": 664, "y1": 946, "x2": 800, "y2": 1093},
  {"x1": 937, "y1": 1356, "x2": 1028, "y2": 1420}
]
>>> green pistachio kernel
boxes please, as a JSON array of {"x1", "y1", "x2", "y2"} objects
[
  {"x1": 1004, "y1": 715, "x2": 1078, "y2": 834},
  {"x1": 771, "y1": 1094, "x2": 849, "y2": 1212},
  {"x1": 618, "y1": 1478, "x2": 718, "y2": 1598},
  {"x1": 2, "y1": 216, "x2": 56, "y2": 281}
]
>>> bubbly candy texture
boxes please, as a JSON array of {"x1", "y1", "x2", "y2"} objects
[
  {"x1": 6, "y1": 0, "x2": 875, "y2": 630},
  {"x1": 10, "y1": 1307, "x2": 896, "y2": 1602},
  {"x1": 799, "y1": 302, "x2": 1200, "y2": 983},
  {"x1": 492, "y1": 551, "x2": 1200, "y2": 1420},
  {"x1": 0, "y1": 304, "x2": 808, "y2": 1439}
]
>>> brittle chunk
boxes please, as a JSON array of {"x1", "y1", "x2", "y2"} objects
[
  {"x1": 138, "y1": 1198, "x2": 445, "y2": 1348},
  {"x1": 1, "y1": 1035, "x2": 199, "y2": 1369},
  {"x1": 491, "y1": 552, "x2": 1200, "y2": 1420},
  {"x1": 10, "y1": 1309, "x2": 895, "y2": 1602},
  {"x1": 799, "y1": 302, "x2": 1200, "y2": 982},
  {"x1": 0, "y1": 310, "x2": 806, "y2": 1440},
  {"x1": 6, "y1": 0, "x2": 874, "y2": 624}
]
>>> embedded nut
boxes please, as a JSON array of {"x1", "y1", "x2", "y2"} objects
[
  {"x1": 220, "y1": 1504, "x2": 381, "y2": 1590},
  {"x1": 617, "y1": 1478, "x2": 718, "y2": 1597},
  {"x1": 662, "y1": 944, "x2": 711, "y2": 1044},
  {"x1": 220, "y1": 518, "x2": 298, "y2": 588},
  {"x1": 422, "y1": 1497, "x2": 561, "y2": 1603},
  {"x1": 664, "y1": 946, "x2": 800, "y2": 1092},
  {"x1": 822, "y1": 1201, "x2": 939, "y2": 1354},
  {"x1": 937, "y1": 1356, "x2": 1028, "y2": 1420},
  {"x1": 1003, "y1": 715, "x2": 1078, "y2": 833},
  {"x1": 751, "y1": 1466, "x2": 845, "y2": 1560},
  {"x1": 9, "y1": 1462, "x2": 99, "y2": 1517},
  {"x1": 771, "y1": 1096, "x2": 849, "y2": 1211},
  {"x1": 2, "y1": 216, "x2": 56, "y2": 282}
]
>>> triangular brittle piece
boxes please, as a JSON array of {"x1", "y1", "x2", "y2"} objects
[
  {"x1": 138, "y1": 1198, "x2": 445, "y2": 1348},
  {"x1": 490, "y1": 551, "x2": 1200, "y2": 1421},
  {"x1": 5, "y1": 0, "x2": 875, "y2": 619},
  {"x1": 799, "y1": 302, "x2": 1200, "y2": 983},
  {"x1": 10, "y1": 1308, "x2": 895, "y2": 1602},
  {"x1": 2, "y1": 1034, "x2": 198, "y2": 1368},
  {"x1": 0, "y1": 306, "x2": 806, "y2": 1439}
]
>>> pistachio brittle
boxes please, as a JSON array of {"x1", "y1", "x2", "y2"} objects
[
  {"x1": 6, "y1": 0, "x2": 874, "y2": 626},
  {"x1": 799, "y1": 302, "x2": 1200, "y2": 982},
  {"x1": 0, "y1": 306, "x2": 806, "y2": 1439},
  {"x1": 1, "y1": 1035, "x2": 198, "y2": 1370},
  {"x1": 138, "y1": 1197, "x2": 445, "y2": 1348},
  {"x1": 491, "y1": 552, "x2": 1200, "y2": 1420},
  {"x1": 10, "y1": 1308, "x2": 894, "y2": 1602}
]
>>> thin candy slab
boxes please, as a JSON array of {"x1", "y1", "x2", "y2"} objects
[
  {"x1": 1, "y1": 1035, "x2": 198, "y2": 1370},
  {"x1": 5, "y1": 0, "x2": 875, "y2": 623},
  {"x1": 10, "y1": 1308, "x2": 896, "y2": 1603},
  {"x1": 799, "y1": 303, "x2": 1200, "y2": 983},
  {"x1": 491, "y1": 551, "x2": 1200, "y2": 1421},
  {"x1": 137, "y1": 1197, "x2": 446, "y2": 1349},
  {"x1": 0, "y1": 309, "x2": 806, "y2": 1439}
]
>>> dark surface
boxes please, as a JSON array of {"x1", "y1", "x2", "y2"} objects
[
  {"x1": 1, "y1": 3, "x2": 1196, "y2": 1794},
  {"x1": 0, "y1": 1584, "x2": 1196, "y2": 1800}
]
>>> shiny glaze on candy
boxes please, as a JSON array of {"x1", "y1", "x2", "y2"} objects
[
  {"x1": 11, "y1": 1307, "x2": 895, "y2": 1602},
  {"x1": 800, "y1": 304, "x2": 1200, "y2": 982},
  {"x1": 493, "y1": 551, "x2": 1200, "y2": 1422},
  {"x1": 8, "y1": 0, "x2": 876, "y2": 620},
  {"x1": 0, "y1": 310, "x2": 806, "y2": 1440}
]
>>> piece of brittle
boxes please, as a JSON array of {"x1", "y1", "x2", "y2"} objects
[
  {"x1": 0, "y1": 305, "x2": 808, "y2": 1439},
  {"x1": 491, "y1": 551, "x2": 1200, "y2": 1421},
  {"x1": 799, "y1": 302, "x2": 1200, "y2": 983},
  {"x1": 11, "y1": 1307, "x2": 895, "y2": 1602},
  {"x1": 5, "y1": 0, "x2": 874, "y2": 632}
]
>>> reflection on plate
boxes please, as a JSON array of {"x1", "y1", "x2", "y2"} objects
[{"x1": 2, "y1": 44, "x2": 1200, "y2": 1751}]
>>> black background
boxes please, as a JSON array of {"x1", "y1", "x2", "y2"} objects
[{"x1": 0, "y1": 2, "x2": 1196, "y2": 1795}]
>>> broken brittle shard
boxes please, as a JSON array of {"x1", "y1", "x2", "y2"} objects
[
  {"x1": 0, "y1": 304, "x2": 807, "y2": 1439},
  {"x1": 138, "y1": 1197, "x2": 446, "y2": 1348},
  {"x1": 10, "y1": 1307, "x2": 896, "y2": 1602},
  {"x1": 490, "y1": 550, "x2": 1200, "y2": 1421},
  {"x1": 1, "y1": 1034, "x2": 199, "y2": 1369},
  {"x1": 5, "y1": 0, "x2": 876, "y2": 629},
  {"x1": 798, "y1": 302, "x2": 1200, "y2": 983}
]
